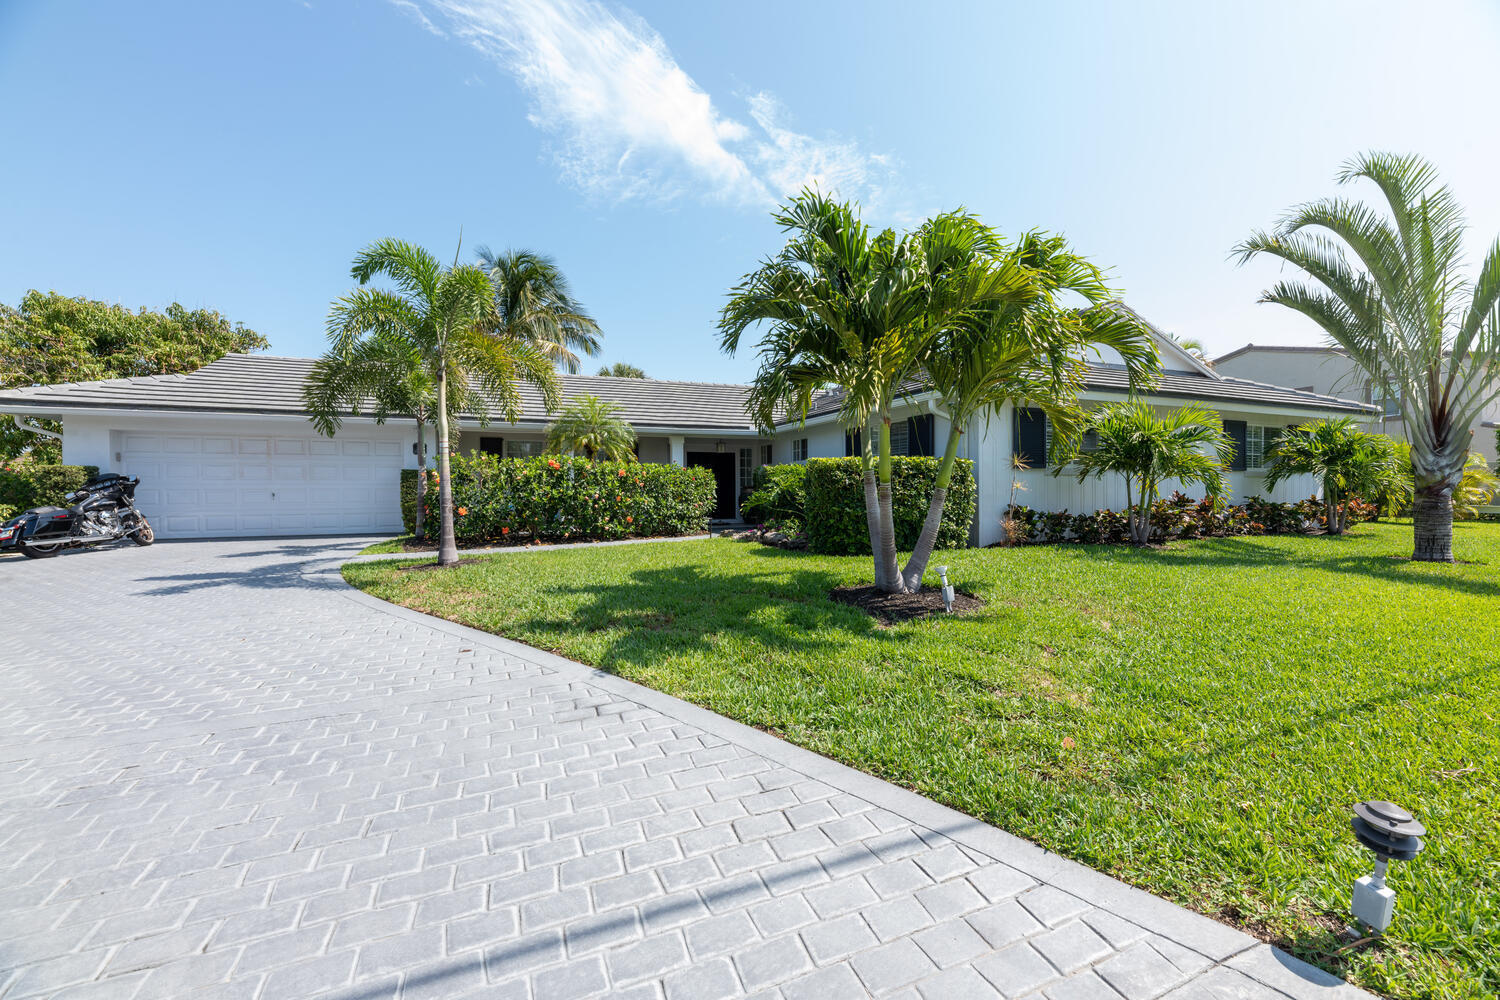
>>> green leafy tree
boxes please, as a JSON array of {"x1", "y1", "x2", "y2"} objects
[
  {"x1": 476, "y1": 248, "x2": 602, "y2": 374},
  {"x1": 597, "y1": 362, "x2": 647, "y2": 378},
  {"x1": 1263, "y1": 418, "x2": 1399, "y2": 535},
  {"x1": 303, "y1": 331, "x2": 442, "y2": 543},
  {"x1": 1068, "y1": 402, "x2": 1231, "y2": 545},
  {"x1": 545, "y1": 394, "x2": 637, "y2": 461},
  {"x1": 722, "y1": 190, "x2": 1156, "y2": 592},
  {"x1": 1236, "y1": 153, "x2": 1500, "y2": 561},
  {"x1": 0, "y1": 291, "x2": 267, "y2": 461},
  {"x1": 1455, "y1": 451, "x2": 1499, "y2": 519},
  {"x1": 324, "y1": 238, "x2": 560, "y2": 566}
]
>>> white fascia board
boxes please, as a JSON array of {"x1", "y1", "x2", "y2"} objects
[
  {"x1": 1074, "y1": 389, "x2": 1373, "y2": 419},
  {"x1": 455, "y1": 420, "x2": 764, "y2": 437},
  {"x1": 0, "y1": 405, "x2": 396, "y2": 424},
  {"x1": 772, "y1": 391, "x2": 944, "y2": 432}
]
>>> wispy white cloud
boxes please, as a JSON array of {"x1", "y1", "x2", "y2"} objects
[{"x1": 402, "y1": 0, "x2": 907, "y2": 214}]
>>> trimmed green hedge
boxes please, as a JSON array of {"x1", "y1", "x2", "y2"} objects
[
  {"x1": 400, "y1": 453, "x2": 716, "y2": 543},
  {"x1": 804, "y1": 456, "x2": 976, "y2": 555},
  {"x1": 740, "y1": 463, "x2": 807, "y2": 527},
  {"x1": 0, "y1": 464, "x2": 99, "y2": 521}
]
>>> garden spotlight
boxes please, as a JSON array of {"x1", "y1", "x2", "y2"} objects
[
  {"x1": 935, "y1": 565, "x2": 954, "y2": 613},
  {"x1": 1349, "y1": 800, "x2": 1425, "y2": 934}
]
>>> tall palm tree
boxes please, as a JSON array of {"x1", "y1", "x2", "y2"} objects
[
  {"x1": 1263, "y1": 418, "x2": 1402, "y2": 535},
  {"x1": 724, "y1": 192, "x2": 1052, "y2": 592},
  {"x1": 1068, "y1": 402, "x2": 1231, "y2": 546},
  {"x1": 303, "y1": 331, "x2": 440, "y2": 542},
  {"x1": 476, "y1": 248, "x2": 602, "y2": 373},
  {"x1": 326, "y1": 238, "x2": 560, "y2": 566},
  {"x1": 903, "y1": 236, "x2": 1158, "y2": 589},
  {"x1": 545, "y1": 394, "x2": 637, "y2": 460},
  {"x1": 1235, "y1": 152, "x2": 1500, "y2": 561}
]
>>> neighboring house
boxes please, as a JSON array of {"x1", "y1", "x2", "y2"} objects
[
  {"x1": 1214, "y1": 344, "x2": 1500, "y2": 465},
  {"x1": 0, "y1": 326, "x2": 1374, "y2": 543}
]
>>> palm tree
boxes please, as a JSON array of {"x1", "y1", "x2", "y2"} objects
[
  {"x1": 326, "y1": 238, "x2": 560, "y2": 566},
  {"x1": 1068, "y1": 402, "x2": 1231, "y2": 546},
  {"x1": 1263, "y1": 418, "x2": 1396, "y2": 535},
  {"x1": 1454, "y1": 451, "x2": 1499, "y2": 519},
  {"x1": 903, "y1": 235, "x2": 1158, "y2": 589},
  {"x1": 545, "y1": 394, "x2": 636, "y2": 460},
  {"x1": 597, "y1": 362, "x2": 647, "y2": 378},
  {"x1": 303, "y1": 331, "x2": 440, "y2": 542},
  {"x1": 1235, "y1": 152, "x2": 1500, "y2": 561},
  {"x1": 476, "y1": 248, "x2": 602, "y2": 374},
  {"x1": 724, "y1": 192, "x2": 1059, "y2": 592}
]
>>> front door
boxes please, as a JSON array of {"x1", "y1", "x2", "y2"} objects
[{"x1": 686, "y1": 452, "x2": 738, "y2": 519}]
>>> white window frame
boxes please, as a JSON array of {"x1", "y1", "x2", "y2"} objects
[
  {"x1": 791, "y1": 438, "x2": 809, "y2": 462},
  {"x1": 1245, "y1": 425, "x2": 1281, "y2": 471},
  {"x1": 889, "y1": 420, "x2": 909, "y2": 457},
  {"x1": 505, "y1": 439, "x2": 545, "y2": 459}
]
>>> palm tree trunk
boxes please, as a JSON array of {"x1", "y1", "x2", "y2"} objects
[
  {"x1": 862, "y1": 465, "x2": 885, "y2": 590},
  {"x1": 1412, "y1": 485, "x2": 1454, "y2": 562},
  {"x1": 900, "y1": 425, "x2": 962, "y2": 591},
  {"x1": 1324, "y1": 483, "x2": 1341, "y2": 536},
  {"x1": 876, "y1": 414, "x2": 902, "y2": 593},
  {"x1": 413, "y1": 413, "x2": 427, "y2": 544},
  {"x1": 435, "y1": 370, "x2": 460, "y2": 567}
]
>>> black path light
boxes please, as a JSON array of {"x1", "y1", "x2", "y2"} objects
[{"x1": 1349, "y1": 800, "x2": 1426, "y2": 934}]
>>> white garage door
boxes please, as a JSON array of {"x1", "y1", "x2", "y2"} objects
[{"x1": 120, "y1": 432, "x2": 405, "y2": 539}]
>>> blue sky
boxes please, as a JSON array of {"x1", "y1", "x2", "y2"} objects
[{"x1": 3, "y1": 1, "x2": 1498, "y2": 383}]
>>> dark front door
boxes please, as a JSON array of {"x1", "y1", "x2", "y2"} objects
[{"x1": 686, "y1": 452, "x2": 737, "y2": 519}]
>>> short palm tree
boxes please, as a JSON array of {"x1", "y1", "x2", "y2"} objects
[
  {"x1": 303, "y1": 331, "x2": 440, "y2": 542},
  {"x1": 1068, "y1": 402, "x2": 1231, "y2": 546},
  {"x1": 1455, "y1": 451, "x2": 1499, "y2": 519},
  {"x1": 476, "y1": 248, "x2": 602, "y2": 374},
  {"x1": 545, "y1": 394, "x2": 636, "y2": 461},
  {"x1": 1235, "y1": 152, "x2": 1500, "y2": 561},
  {"x1": 1264, "y1": 418, "x2": 1396, "y2": 535},
  {"x1": 325, "y1": 238, "x2": 560, "y2": 566}
]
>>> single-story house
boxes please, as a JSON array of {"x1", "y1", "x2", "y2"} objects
[{"x1": 0, "y1": 326, "x2": 1375, "y2": 544}]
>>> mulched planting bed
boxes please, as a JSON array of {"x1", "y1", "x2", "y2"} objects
[{"x1": 830, "y1": 584, "x2": 985, "y2": 624}]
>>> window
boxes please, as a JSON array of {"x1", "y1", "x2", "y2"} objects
[
  {"x1": 889, "y1": 420, "x2": 909, "y2": 457},
  {"x1": 1244, "y1": 425, "x2": 1283, "y2": 471},
  {"x1": 479, "y1": 436, "x2": 505, "y2": 456},
  {"x1": 505, "y1": 439, "x2": 545, "y2": 459},
  {"x1": 760, "y1": 444, "x2": 772, "y2": 466},
  {"x1": 791, "y1": 438, "x2": 809, "y2": 462},
  {"x1": 738, "y1": 447, "x2": 753, "y2": 491},
  {"x1": 1367, "y1": 381, "x2": 1402, "y2": 418}
]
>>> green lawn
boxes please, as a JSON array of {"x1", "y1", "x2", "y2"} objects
[{"x1": 343, "y1": 521, "x2": 1500, "y2": 1000}]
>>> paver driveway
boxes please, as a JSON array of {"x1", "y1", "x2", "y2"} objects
[{"x1": 0, "y1": 539, "x2": 1366, "y2": 1000}]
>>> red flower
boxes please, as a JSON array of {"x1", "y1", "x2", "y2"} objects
[
  {"x1": 501, "y1": 526, "x2": 509, "y2": 535},
  {"x1": 617, "y1": 468, "x2": 627, "y2": 477},
  {"x1": 615, "y1": 495, "x2": 622, "y2": 501},
  {"x1": 626, "y1": 516, "x2": 633, "y2": 524},
  {"x1": 457, "y1": 506, "x2": 468, "y2": 516}
]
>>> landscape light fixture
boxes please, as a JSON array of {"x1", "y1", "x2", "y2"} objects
[
  {"x1": 1348, "y1": 800, "x2": 1426, "y2": 934},
  {"x1": 935, "y1": 565, "x2": 954, "y2": 613}
]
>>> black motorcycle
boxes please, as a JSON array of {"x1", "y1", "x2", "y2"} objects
[{"x1": 0, "y1": 474, "x2": 155, "y2": 559}]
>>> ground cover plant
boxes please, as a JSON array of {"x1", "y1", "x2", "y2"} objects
[{"x1": 345, "y1": 521, "x2": 1500, "y2": 999}]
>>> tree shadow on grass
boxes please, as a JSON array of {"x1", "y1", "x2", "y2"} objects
[
  {"x1": 1082, "y1": 534, "x2": 1500, "y2": 599},
  {"x1": 497, "y1": 557, "x2": 906, "y2": 675}
]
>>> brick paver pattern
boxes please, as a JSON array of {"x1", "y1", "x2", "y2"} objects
[{"x1": 0, "y1": 540, "x2": 1292, "y2": 999}]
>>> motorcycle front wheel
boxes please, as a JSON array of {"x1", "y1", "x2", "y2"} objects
[
  {"x1": 131, "y1": 520, "x2": 155, "y2": 546},
  {"x1": 19, "y1": 540, "x2": 63, "y2": 559}
]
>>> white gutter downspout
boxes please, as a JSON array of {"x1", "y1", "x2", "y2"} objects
[{"x1": 17, "y1": 417, "x2": 62, "y2": 442}]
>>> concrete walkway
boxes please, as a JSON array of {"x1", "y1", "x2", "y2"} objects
[{"x1": 0, "y1": 539, "x2": 1369, "y2": 999}]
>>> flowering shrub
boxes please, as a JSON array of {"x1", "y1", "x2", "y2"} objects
[
  {"x1": 400, "y1": 453, "x2": 715, "y2": 543},
  {"x1": 1005, "y1": 491, "x2": 1378, "y2": 545}
]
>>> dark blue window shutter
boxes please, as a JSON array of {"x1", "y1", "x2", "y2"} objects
[
  {"x1": 906, "y1": 414, "x2": 935, "y2": 456},
  {"x1": 1224, "y1": 420, "x2": 1248, "y2": 471},
  {"x1": 844, "y1": 430, "x2": 862, "y2": 457},
  {"x1": 480, "y1": 436, "x2": 504, "y2": 456},
  {"x1": 1013, "y1": 407, "x2": 1047, "y2": 469}
]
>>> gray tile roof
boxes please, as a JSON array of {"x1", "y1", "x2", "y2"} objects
[
  {"x1": 798, "y1": 366, "x2": 1375, "y2": 419},
  {"x1": 0, "y1": 353, "x2": 762, "y2": 430}
]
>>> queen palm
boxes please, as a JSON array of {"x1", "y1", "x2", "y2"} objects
[
  {"x1": 1235, "y1": 152, "x2": 1500, "y2": 561},
  {"x1": 476, "y1": 248, "x2": 602, "y2": 373},
  {"x1": 545, "y1": 394, "x2": 636, "y2": 460},
  {"x1": 723, "y1": 193, "x2": 1039, "y2": 592},
  {"x1": 325, "y1": 238, "x2": 560, "y2": 566},
  {"x1": 303, "y1": 331, "x2": 440, "y2": 543},
  {"x1": 901, "y1": 235, "x2": 1158, "y2": 589},
  {"x1": 1068, "y1": 402, "x2": 1231, "y2": 546}
]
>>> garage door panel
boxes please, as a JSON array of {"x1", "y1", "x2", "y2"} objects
[{"x1": 122, "y1": 430, "x2": 402, "y2": 539}]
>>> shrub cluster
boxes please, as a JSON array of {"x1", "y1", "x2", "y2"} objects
[
  {"x1": 0, "y1": 464, "x2": 99, "y2": 521},
  {"x1": 399, "y1": 453, "x2": 716, "y2": 543},
  {"x1": 1005, "y1": 491, "x2": 1379, "y2": 545},
  {"x1": 740, "y1": 463, "x2": 807, "y2": 529},
  {"x1": 803, "y1": 456, "x2": 976, "y2": 556}
]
